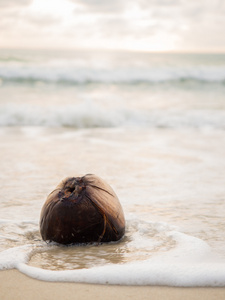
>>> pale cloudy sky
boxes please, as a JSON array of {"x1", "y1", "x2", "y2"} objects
[{"x1": 0, "y1": 0, "x2": 225, "y2": 52}]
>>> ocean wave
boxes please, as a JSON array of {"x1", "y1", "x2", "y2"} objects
[
  {"x1": 0, "y1": 65, "x2": 225, "y2": 85},
  {"x1": 1, "y1": 218, "x2": 225, "y2": 286},
  {"x1": 0, "y1": 103, "x2": 144, "y2": 128},
  {"x1": 1, "y1": 103, "x2": 225, "y2": 129}
]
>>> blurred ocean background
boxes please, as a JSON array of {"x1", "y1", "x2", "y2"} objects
[
  {"x1": 0, "y1": 49, "x2": 225, "y2": 285},
  {"x1": 1, "y1": 49, "x2": 225, "y2": 129}
]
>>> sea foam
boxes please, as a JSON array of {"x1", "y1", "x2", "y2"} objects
[
  {"x1": 2, "y1": 232, "x2": 225, "y2": 287},
  {"x1": 1, "y1": 103, "x2": 225, "y2": 129},
  {"x1": 0, "y1": 63, "x2": 225, "y2": 84},
  {"x1": 1, "y1": 219, "x2": 225, "y2": 287}
]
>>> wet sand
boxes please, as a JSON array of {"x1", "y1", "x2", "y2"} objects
[{"x1": 0, "y1": 270, "x2": 225, "y2": 300}]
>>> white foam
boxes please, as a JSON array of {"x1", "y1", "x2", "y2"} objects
[
  {"x1": 0, "y1": 245, "x2": 33, "y2": 270},
  {"x1": 17, "y1": 259, "x2": 225, "y2": 287},
  {"x1": 14, "y1": 232, "x2": 225, "y2": 287},
  {"x1": 0, "y1": 61, "x2": 225, "y2": 84},
  {"x1": 0, "y1": 103, "x2": 141, "y2": 128},
  {"x1": 1, "y1": 103, "x2": 225, "y2": 129},
  {"x1": 1, "y1": 220, "x2": 225, "y2": 287}
]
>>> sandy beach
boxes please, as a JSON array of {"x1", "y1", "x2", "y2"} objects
[{"x1": 0, "y1": 270, "x2": 225, "y2": 300}]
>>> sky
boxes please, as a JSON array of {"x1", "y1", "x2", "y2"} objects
[{"x1": 0, "y1": 0, "x2": 225, "y2": 52}]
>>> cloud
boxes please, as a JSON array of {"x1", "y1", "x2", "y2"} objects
[
  {"x1": 0, "y1": 0, "x2": 63, "y2": 48},
  {"x1": 0, "y1": 0, "x2": 225, "y2": 51},
  {"x1": 0, "y1": 0, "x2": 32, "y2": 28},
  {"x1": 21, "y1": 12, "x2": 61, "y2": 27},
  {"x1": 0, "y1": 0, "x2": 32, "y2": 8},
  {"x1": 70, "y1": 0, "x2": 125, "y2": 13},
  {"x1": 171, "y1": 0, "x2": 225, "y2": 51}
]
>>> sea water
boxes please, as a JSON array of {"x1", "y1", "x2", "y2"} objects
[{"x1": 0, "y1": 49, "x2": 225, "y2": 286}]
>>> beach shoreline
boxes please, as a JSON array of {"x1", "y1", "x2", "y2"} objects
[{"x1": 0, "y1": 269, "x2": 225, "y2": 300}]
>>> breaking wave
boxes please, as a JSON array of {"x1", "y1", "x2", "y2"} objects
[
  {"x1": 0, "y1": 65, "x2": 225, "y2": 85},
  {"x1": 1, "y1": 103, "x2": 225, "y2": 129}
]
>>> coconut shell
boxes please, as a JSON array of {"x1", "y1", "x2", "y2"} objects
[{"x1": 40, "y1": 174, "x2": 125, "y2": 244}]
